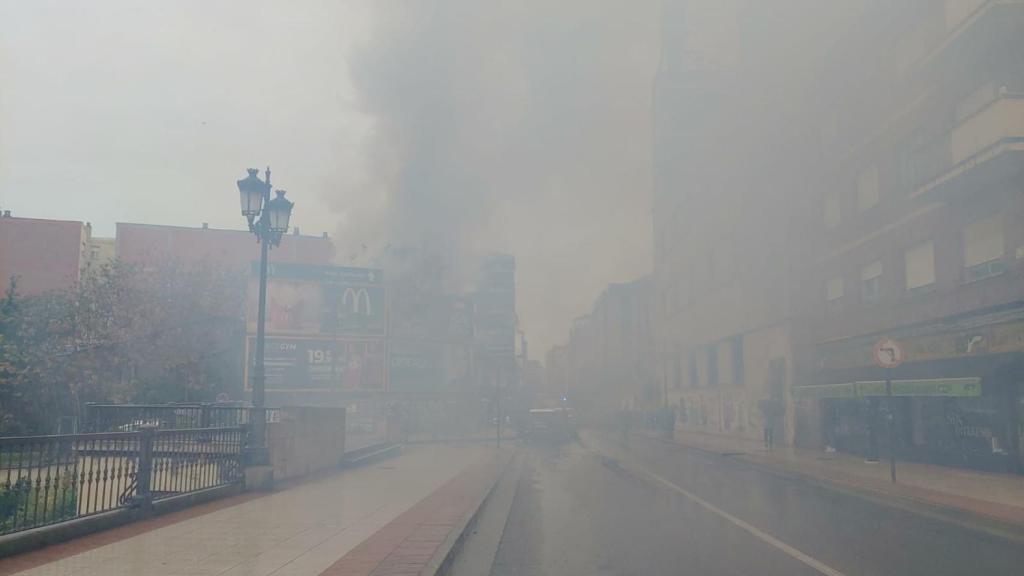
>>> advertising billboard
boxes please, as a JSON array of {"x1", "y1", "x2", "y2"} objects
[{"x1": 245, "y1": 263, "x2": 386, "y2": 392}]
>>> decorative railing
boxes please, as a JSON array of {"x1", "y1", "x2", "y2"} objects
[
  {"x1": 0, "y1": 426, "x2": 245, "y2": 536},
  {"x1": 83, "y1": 403, "x2": 279, "y2": 433}
]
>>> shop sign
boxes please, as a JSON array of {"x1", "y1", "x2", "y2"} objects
[
  {"x1": 889, "y1": 378, "x2": 980, "y2": 397},
  {"x1": 793, "y1": 383, "x2": 856, "y2": 399},
  {"x1": 796, "y1": 377, "x2": 981, "y2": 399}
]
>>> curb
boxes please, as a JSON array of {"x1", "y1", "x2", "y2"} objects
[
  {"x1": 423, "y1": 449, "x2": 515, "y2": 576},
  {"x1": 339, "y1": 442, "x2": 402, "y2": 468},
  {"x1": 644, "y1": 432, "x2": 1024, "y2": 544}
]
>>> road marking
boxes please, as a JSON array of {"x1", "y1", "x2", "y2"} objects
[{"x1": 640, "y1": 466, "x2": 847, "y2": 576}]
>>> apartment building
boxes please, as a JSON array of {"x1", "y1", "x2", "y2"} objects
[
  {"x1": 797, "y1": 0, "x2": 1024, "y2": 473},
  {"x1": 0, "y1": 213, "x2": 93, "y2": 296}
]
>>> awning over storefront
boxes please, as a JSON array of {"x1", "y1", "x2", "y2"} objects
[
  {"x1": 794, "y1": 377, "x2": 981, "y2": 399},
  {"x1": 793, "y1": 383, "x2": 856, "y2": 399}
]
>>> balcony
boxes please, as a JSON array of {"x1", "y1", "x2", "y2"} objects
[
  {"x1": 919, "y1": 1, "x2": 1024, "y2": 74},
  {"x1": 910, "y1": 95, "x2": 1024, "y2": 201}
]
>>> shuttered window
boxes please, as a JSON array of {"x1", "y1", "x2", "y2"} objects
[
  {"x1": 905, "y1": 241, "x2": 935, "y2": 290},
  {"x1": 857, "y1": 165, "x2": 879, "y2": 212},
  {"x1": 963, "y1": 215, "x2": 1003, "y2": 268},
  {"x1": 826, "y1": 276, "x2": 844, "y2": 301}
]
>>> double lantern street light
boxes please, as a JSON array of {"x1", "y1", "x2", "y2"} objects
[{"x1": 236, "y1": 167, "x2": 293, "y2": 464}]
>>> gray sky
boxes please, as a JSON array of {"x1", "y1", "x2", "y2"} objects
[
  {"x1": 0, "y1": 0, "x2": 656, "y2": 354},
  {"x1": 0, "y1": 0, "x2": 370, "y2": 238}
]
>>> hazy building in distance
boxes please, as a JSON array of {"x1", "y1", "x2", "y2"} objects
[
  {"x1": 651, "y1": 0, "x2": 843, "y2": 444},
  {"x1": 544, "y1": 344, "x2": 569, "y2": 405},
  {"x1": 85, "y1": 235, "x2": 116, "y2": 270},
  {"x1": 115, "y1": 222, "x2": 335, "y2": 271},
  {"x1": 565, "y1": 278, "x2": 655, "y2": 413},
  {"x1": 0, "y1": 213, "x2": 93, "y2": 296},
  {"x1": 474, "y1": 253, "x2": 517, "y2": 373}
]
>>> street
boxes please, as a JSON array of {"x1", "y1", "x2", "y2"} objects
[{"x1": 471, "y1": 433, "x2": 1024, "y2": 576}]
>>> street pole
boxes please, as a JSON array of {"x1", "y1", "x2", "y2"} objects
[
  {"x1": 886, "y1": 371, "x2": 896, "y2": 483},
  {"x1": 496, "y1": 363, "x2": 501, "y2": 449},
  {"x1": 250, "y1": 226, "x2": 269, "y2": 463},
  {"x1": 237, "y1": 166, "x2": 292, "y2": 467}
]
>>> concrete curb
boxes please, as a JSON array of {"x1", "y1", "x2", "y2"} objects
[
  {"x1": 422, "y1": 449, "x2": 515, "y2": 576},
  {"x1": 339, "y1": 442, "x2": 402, "y2": 468},
  {"x1": 641, "y1": 432, "x2": 1024, "y2": 544}
]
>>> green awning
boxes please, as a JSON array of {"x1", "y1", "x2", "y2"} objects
[
  {"x1": 795, "y1": 377, "x2": 981, "y2": 399},
  {"x1": 888, "y1": 377, "x2": 981, "y2": 397},
  {"x1": 793, "y1": 383, "x2": 856, "y2": 399}
]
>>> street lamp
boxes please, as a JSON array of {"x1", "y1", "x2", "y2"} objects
[{"x1": 236, "y1": 167, "x2": 293, "y2": 464}]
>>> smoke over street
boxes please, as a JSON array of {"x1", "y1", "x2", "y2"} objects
[{"x1": 336, "y1": 0, "x2": 657, "y2": 351}]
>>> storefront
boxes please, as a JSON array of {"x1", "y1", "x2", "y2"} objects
[{"x1": 798, "y1": 309, "x2": 1024, "y2": 474}]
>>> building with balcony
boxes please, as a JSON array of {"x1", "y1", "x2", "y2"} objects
[{"x1": 798, "y1": 0, "x2": 1024, "y2": 473}]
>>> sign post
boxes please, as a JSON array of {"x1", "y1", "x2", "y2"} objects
[
  {"x1": 873, "y1": 338, "x2": 904, "y2": 483},
  {"x1": 496, "y1": 364, "x2": 502, "y2": 449}
]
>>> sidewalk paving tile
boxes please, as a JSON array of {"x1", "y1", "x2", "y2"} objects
[
  {"x1": 0, "y1": 445, "x2": 492, "y2": 576},
  {"x1": 662, "y1": 428, "x2": 1024, "y2": 525}
]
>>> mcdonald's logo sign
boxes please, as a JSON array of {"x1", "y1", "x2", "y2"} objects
[{"x1": 341, "y1": 287, "x2": 373, "y2": 315}]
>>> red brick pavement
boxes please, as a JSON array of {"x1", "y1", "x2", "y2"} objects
[{"x1": 319, "y1": 456, "x2": 501, "y2": 576}]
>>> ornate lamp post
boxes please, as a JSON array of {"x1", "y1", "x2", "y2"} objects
[{"x1": 236, "y1": 167, "x2": 293, "y2": 463}]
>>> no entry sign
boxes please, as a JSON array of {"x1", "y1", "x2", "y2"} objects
[{"x1": 873, "y1": 338, "x2": 904, "y2": 369}]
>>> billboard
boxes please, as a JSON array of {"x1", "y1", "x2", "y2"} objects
[
  {"x1": 245, "y1": 263, "x2": 386, "y2": 392},
  {"x1": 245, "y1": 337, "x2": 385, "y2": 392}
]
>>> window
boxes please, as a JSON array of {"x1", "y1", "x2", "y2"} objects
[
  {"x1": 823, "y1": 189, "x2": 840, "y2": 228},
  {"x1": 963, "y1": 215, "x2": 1005, "y2": 282},
  {"x1": 707, "y1": 344, "x2": 719, "y2": 387},
  {"x1": 826, "y1": 276, "x2": 844, "y2": 302},
  {"x1": 905, "y1": 241, "x2": 935, "y2": 291},
  {"x1": 861, "y1": 260, "x2": 882, "y2": 303},
  {"x1": 688, "y1": 350, "x2": 698, "y2": 388},
  {"x1": 730, "y1": 335, "x2": 744, "y2": 385},
  {"x1": 856, "y1": 165, "x2": 879, "y2": 212}
]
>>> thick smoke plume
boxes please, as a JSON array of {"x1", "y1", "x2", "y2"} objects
[{"x1": 333, "y1": 0, "x2": 659, "y2": 353}]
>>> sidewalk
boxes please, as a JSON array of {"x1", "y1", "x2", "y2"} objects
[
  {"x1": 653, "y1": 428, "x2": 1024, "y2": 529},
  {"x1": 0, "y1": 444, "x2": 506, "y2": 576}
]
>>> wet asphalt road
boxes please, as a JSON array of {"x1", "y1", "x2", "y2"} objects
[{"x1": 484, "y1": 432, "x2": 1024, "y2": 576}]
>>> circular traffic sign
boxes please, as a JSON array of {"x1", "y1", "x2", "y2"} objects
[{"x1": 872, "y1": 338, "x2": 904, "y2": 368}]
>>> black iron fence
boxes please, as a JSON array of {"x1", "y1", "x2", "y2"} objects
[
  {"x1": 147, "y1": 428, "x2": 246, "y2": 500},
  {"x1": 0, "y1": 426, "x2": 245, "y2": 536},
  {"x1": 83, "y1": 403, "x2": 279, "y2": 433}
]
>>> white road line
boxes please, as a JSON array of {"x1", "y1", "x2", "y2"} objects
[{"x1": 640, "y1": 466, "x2": 847, "y2": 576}]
